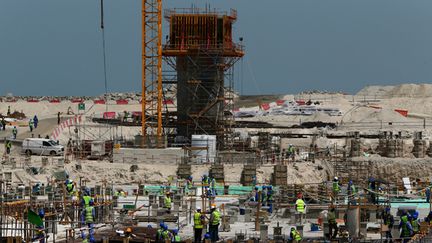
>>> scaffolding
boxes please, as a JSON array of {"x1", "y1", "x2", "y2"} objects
[{"x1": 163, "y1": 8, "x2": 244, "y2": 149}]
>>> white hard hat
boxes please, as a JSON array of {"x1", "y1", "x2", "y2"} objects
[
  {"x1": 196, "y1": 207, "x2": 201, "y2": 211},
  {"x1": 211, "y1": 204, "x2": 216, "y2": 209},
  {"x1": 334, "y1": 177, "x2": 338, "y2": 180}
]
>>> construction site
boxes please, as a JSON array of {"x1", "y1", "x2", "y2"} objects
[{"x1": 2, "y1": 1, "x2": 432, "y2": 243}]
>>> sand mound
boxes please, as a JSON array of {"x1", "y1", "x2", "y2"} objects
[
  {"x1": 356, "y1": 85, "x2": 394, "y2": 97},
  {"x1": 356, "y1": 84, "x2": 432, "y2": 98},
  {"x1": 387, "y1": 84, "x2": 432, "y2": 98}
]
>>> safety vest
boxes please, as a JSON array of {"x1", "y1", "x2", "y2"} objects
[
  {"x1": 29, "y1": 120, "x2": 34, "y2": 126},
  {"x1": 66, "y1": 183, "x2": 74, "y2": 194},
  {"x1": 202, "y1": 177, "x2": 209, "y2": 185},
  {"x1": 162, "y1": 230, "x2": 172, "y2": 240},
  {"x1": 83, "y1": 195, "x2": 92, "y2": 208},
  {"x1": 349, "y1": 185, "x2": 357, "y2": 194},
  {"x1": 411, "y1": 219, "x2": 419, "y2": 233},
  {"x1": 85, "y1": 206, "x2": 94, "y2": 224},
  {"x1": 12, "y1": 128, "x2": 17, "y2": 135},
  {"x1": 211, "y1": 210, "x2": 221, "y2": 225},
  {"x1": 400, "y1": 215, "x2": 410, "y2": 237},
  {"x1": 194, "y1": 212, "x2": 203, "y2": 229},
  {"x1": 333, "y1": 181, "x2": 340, "y2": 193},
  {"x1": 292, "y1": 230, "x2": 302, "y2": 241},
  {"x1": 262, "y1": 191, "x2": 268, "y2": 202},
  {"x1": 156, "y1": 229, "x2": 163, "y2": 240},
  {"x1": 6, "y1": 141, "x2": 11, "y2": 149},
  {"x1": 288, "y1": 146, "x2": 294, "y2": 153},
  {"x1": 173, "y1": 235, "x2": 181, "y2": 242},
  {"x1": 164, "y1": 196, "x2": 172, "y2": 209},
  {"x1": 296, "y1": 199, "x2": 305, "y2": 213},
  {"x1": 267, "y1": 191, "x2": 274, "y2": 201},
  {"x1": 187, "y1": 180, "x2": 192, "y2": 189}
]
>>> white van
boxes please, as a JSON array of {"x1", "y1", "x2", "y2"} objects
[{"x1": 22, "y1": 138, "x2": 64, "y2": 156}]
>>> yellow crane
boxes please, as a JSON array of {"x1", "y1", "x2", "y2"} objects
[{"x1": 141, "y1": 0, "x2": 163, "y2": 147}]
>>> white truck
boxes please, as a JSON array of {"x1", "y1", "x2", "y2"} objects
[{"x1": 22, "y1": 138, "x2": 64, "y2": 156}]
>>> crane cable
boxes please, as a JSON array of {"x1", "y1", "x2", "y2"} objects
[{"x1": 100, "y1": 0, "x2": 108, "y2": 112}]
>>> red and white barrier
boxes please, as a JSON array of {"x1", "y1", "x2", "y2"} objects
[{"x1": 51, "y1": 115, "x2": 82, "y2": 140}]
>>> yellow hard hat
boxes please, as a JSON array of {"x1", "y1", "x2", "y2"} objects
[{"x1": 126, "y1": 227, "x2": 132, "y2": 233}]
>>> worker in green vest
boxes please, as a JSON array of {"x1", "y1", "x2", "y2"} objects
[
  {"x1": 65, "y1": 179, "x2": 75, "y2": 196},
  {"x1": 347, "y1": 180, "x2": 357, "y2": 205},
  {"x1": 156, "y1": 222, "x2": 166, "y2": 243},
  {"x1": 399, "y1": 212, "x2": 413, "y2": 242},
  {"x1": 5, "y1": 140, "x2": 12, "y2": 154},
  {"x1": 209, "y1": 204, "x2": 221, "y2": 242},
  {"x1": 81, "y1": 187, "x2": 94, "y2": 209},
  {"x1": 29, "y1": 119, "x2": 34, "y2": 132},
  {"x1": 172, "y1": 229, "x2": 181, "y2": 242},
  {"x1": 164, "y1": 192, "x2": 172, "y2": 214},
  {"x1": 161, "y1": 224, "x2": 173, "y2": 241},
  {"x1": 194, "y1": 207, "x2": 204, "y2": 243},
  {"x1": 411, "y1": 211, "x2": 420, "y2": 235},
  {"x1": 295, "y1": 195, "x2": 306, "y2": 224},
  {"x1": 290, "y1": 227, "x2": 302, "y2": 243},
  {"x1": 332, "y1": 177, "x2": 341, "y2": 203},
  {"x1": 81, "y1": 200, "x2": 95, "y2": 243}
]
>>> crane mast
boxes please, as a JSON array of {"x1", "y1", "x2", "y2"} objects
[{"x1": 141, "y1": 0, "x2": 163, "y2": 147}]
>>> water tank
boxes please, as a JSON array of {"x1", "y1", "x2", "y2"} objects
[{"x1": 191, "y1": 135, "x2": 217, "y2": 163}]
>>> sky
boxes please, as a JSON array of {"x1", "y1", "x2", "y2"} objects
[{"x1": 1, "y1": 0, "x2": 432, "y2": 96}]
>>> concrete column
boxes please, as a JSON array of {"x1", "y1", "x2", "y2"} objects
[{"x1": 259, "y1": 224, "x2": 268, "y2": 241}]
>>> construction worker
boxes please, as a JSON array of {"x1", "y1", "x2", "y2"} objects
[
  {"x1": 347, "y1": 180, "x2": 357, "y2": 205},
  {"x1": 5, "y1": 139, "x2": 12, "y2": 155},
  {"x1": 368, "y1": 177, "x2": 377, "y2": 204},
  {"x1": 156, "y1": 222, "x2": 165, "y2": 243},
  {"x1": 209, "y1": 204, "x2": 221, "y2": 242},
  {"x1": 33, "y1": 115, "x2": 39, "y2": 129},
  {"x1": 426, "y1": 186, "x2": 431, "y2": 203},
  {"x1": 29, "y1": 119, "x2": 34, "y2": 132},
  {"x1": 202, "y1": 175, "x2": 209, "y2": 188},
  {"x1": 161, "y1": 224, "x2": 173, "y2": 241},
  {"x1": 172, "y1": 229, "x2": 181, "y2": 242},
  {"x1": 124, "y1": 227, "x2": 136, "y2": 239},
  {"x1": 31, "y1": 209, "x2": 47, "y2": 243},
  {"x1": 399, "y1": 211, "x2": 413, "y2": 242},
  {"x1": 290, "y1": 227, "x2": 302, "y2": 243},
  {"x1": 410, "y1": 211, "x2": 420, "y2": 235},
  {"x1": 65, "y1": 179, "x2": 75, "y2": 196},
  {"x1": 7, "y1": 106, "x2": 11, "y2": 116},
  {"x1": 332, "y1": 177, "x2": 341, "y2": 203},
  {"x1": 1, "y1": 118, "x2": 6, "y2": 131},
  {"x1": 382, "y1": 207, "x2": 394, "y2": 242},
  {"x1": 261, "y1": 186, "x2": 268, "y2": 206},
  {"x1": 267, "y1": 185, "x2": 274, "y2": 213},
  {"x1": 327, "y1": 206, "x2": 338, "y2": 239},
  {"x1": 210, "y1": 177, "x2": 216, "y2": 196},
  {"x1": 295, "y1": 195, "x2": 306, "y2": 224},
  {"x1": 194, "y1": 207, "x2": 205, "y2": 243},
  {"x1": 81, "y1": 200, "x2": 95, "y2": 243},
  {"x1": 164, "y1": 192, "x2": 172, "y2": 214},
  {"x1": 287, "y1": 144, "x2": 295, "y2": 162},
  {"x1": 81, "y1": 187, "x2": 94, "y2": 209},
  {"x1": 185, "y1": 176, "x2": 193, "y2": 195},
  {"x1": 12, "y1": 126, "x2": 17, "y2": 139}
]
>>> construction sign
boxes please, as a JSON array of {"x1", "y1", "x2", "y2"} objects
[{"x1": 78, "y1": 103, "x2": 85, "y2": 111}]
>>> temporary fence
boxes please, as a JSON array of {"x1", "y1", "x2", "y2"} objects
[{"x1": 51, "y1": 115, "x2": 82, "y2": 140}]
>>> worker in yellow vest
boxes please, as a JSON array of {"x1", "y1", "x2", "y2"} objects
[
  {"x1": 209, "y1": 204, "x2": 221, "y2": 242},
  {"x1": 290, "y1": 227, "x2": 302, "y2": 242},
  {"x1": 164, "y1": 192, "x2": 172, "y2": 214},
  {"x1": 295, "y1": 195, "x2": 306, "y2": 224},
  {"x1": 193, "y1": 207, "x2": 205, "y2": 243}
]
